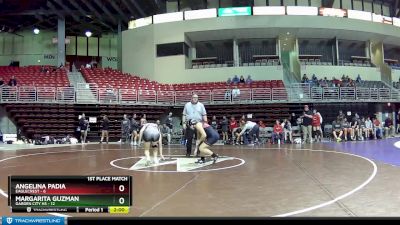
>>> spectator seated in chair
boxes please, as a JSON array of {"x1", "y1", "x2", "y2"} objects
[
  {"x1": 384, "y1": 116, "x2": 395, "y2": 138},
  {"x1": 245, "y1": 75, "x2": 253, "y2": 85},
  {"x1": 232, "y1": 75, "x2": 239, "y2": 84},
  {"x1": 332, "y1": 118, "x2": 343, "y2": 142},
  {"x1": 373, "y1": 117, "x2": 383, "y2": 139},
  {"x1": 271, "y1": 120, "x2": 284, "y2": 144},
  {"x1": 160, "y1": 124, "x2": 171, "y2": 145}
]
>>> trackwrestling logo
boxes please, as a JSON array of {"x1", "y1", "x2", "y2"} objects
[{"x1": 2, "y1": 217, "x2": 64, "y2": 225}]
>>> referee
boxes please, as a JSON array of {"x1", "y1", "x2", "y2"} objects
[{"x1": 182, "y1": 94, "x2": 207, "y2": 157}]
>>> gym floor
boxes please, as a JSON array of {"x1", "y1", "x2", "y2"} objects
[{"x1": 0, "y1": 139, "x2": 399, "y2": 217}]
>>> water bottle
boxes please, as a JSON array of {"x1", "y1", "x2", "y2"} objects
[{"x1": 278, "y1": 139, "x2": 281, "y2": 145}]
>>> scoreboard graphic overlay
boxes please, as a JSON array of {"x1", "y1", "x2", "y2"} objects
[{"x1": 8, "y1": 176, "x2": 132, "y2": 214}]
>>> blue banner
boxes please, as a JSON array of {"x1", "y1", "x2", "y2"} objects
[{"x1": 2, "y1": 217, "x2": 64, "y2": 225}]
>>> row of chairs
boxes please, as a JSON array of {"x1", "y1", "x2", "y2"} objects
[
  {"x1": 192, "y1": 64, "x2": 228, "y2": 69},
  {"x1": 345, "y1": 62, "x2": 371, "y2": 67},
  {"x1": 258, "y1": 126, "x2": 302, "y2": 143},
  {"x1": 242, "y1": 61, "x2": 280, "y2": 67}
]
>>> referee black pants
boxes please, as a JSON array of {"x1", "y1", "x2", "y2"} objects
[{"x1": 185, "y1": 126, "x2": 195, "y2": 156}]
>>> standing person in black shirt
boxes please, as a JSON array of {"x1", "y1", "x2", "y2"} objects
[
  {"x1": 397, "y1": 109, "x2": 400, "y2": 134},
  {"x1": 301, "y1": 105, "x2": 313, "y2": 144},
  {"x1": 351, "y1": 113, "x2": 360, "y2": 141},
  {"x1": 211, "y1": 115, "x2": 218, "y2": 130},
  {"x1": 289, "y1": 113, "x2": 297, "y2": 126},
  {"x1": 166, "y1": 112, "x2": 173, "y2": 130},
  {"x1": 130, "y1": 114, "x2": 140, "y2": 146},
  {"x1": 100, "y1": 115, "x2": 109, "y2": 144},
  {"x1": 8, "y1": 76, "x2": 17, "y2": 87},
  {"x1": 220, "y1": 116, "x2": 229, "y2": 144},
  {"x1": 121, "y1": 114, "x2": 131, "y2": 144},
  {"x1": 79, "y1": 113, "x2": 89, "y2": 144}
]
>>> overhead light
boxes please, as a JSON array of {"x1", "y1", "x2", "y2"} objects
[
  {"x1": 284, "y1": 43, "x2": 287, "y2": 45},
  {"x1": 287, "y1": 32, "x2": 290, "y2": 35},
  {"x1": 33, "y1": 28, "x2": 40, "y2": 34},
  {"x1": 285, "y1": 38, "x2": 288, "y2": 40},
  {"x1": 85, "y1": 30, "x2": 92, "y2": 37}
]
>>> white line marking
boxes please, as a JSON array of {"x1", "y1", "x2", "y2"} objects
[
  {"x1": 394, "y1": 141, "x2": 400, "y2": 149},
  {"x1": 0, "y1": 189, "x2": 8, "y2": 198},
  {"x1": 0, "y1": 189, "x2": 70, "y2": 217},
  {"x1": 270, "y1": 148, "x2": 377, "y2": 217},
  {"x1": 0, "y1": 149, "x2": 128, "y2": 218},
  {"x1": 139, "y1": 174, "x2": 200, "y2": 217},
  {"x1": 0, "y1": 146, "x2": 377, "y2": 217},
  {"x1": 110, "y1": 156, "x2": 246, "y2": 173}
]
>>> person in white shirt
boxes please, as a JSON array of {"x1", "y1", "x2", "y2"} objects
[
  {"x1": 282, "y1": 119, "x2": 293, "y2": 143},
  {"x1": 365, "y1": 117, "x2": 373, "y2": 139},
  {"x1": 182, "y1": 94, "x2": 207, "y2": 157},
  {"x1": 238, "y1": 119, "x2": 259, "y2": 145},
  {"x1": 231, "y1": 86, "x2": 240, "y2": 99}
]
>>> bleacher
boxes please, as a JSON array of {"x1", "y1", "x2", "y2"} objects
[
  {"x1": 81, "y1": 67, "x2": 284, "y2": 91},
  {"x1": 5, "y1": 103, "x2": 168, "y2": 140},
  {"x1": 206, "y1": 104, "x2": 295, "y2": 127},
  {"x1": 80, "y1": 68, "x2": 174, "y2": 91},
  {"x1": 172, "y1": 80, "x2": 284, "y2": 91},
  {"x1": 0, "y1": 66, "x2": 69, "y2": 87}
]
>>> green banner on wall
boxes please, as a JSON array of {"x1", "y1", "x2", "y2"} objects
[{"x1": 218, "y1": 7, "x2": 251, "y2": 17}]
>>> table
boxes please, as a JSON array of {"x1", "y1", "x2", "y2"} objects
[
  {"x1": 192, "y1": 57, "x2": 218, "y2": 65},
  {"x1": 252, "y1": 55, "x2": 279, "y2": 60},
  {"x1": 384, "y1": 58, "x2": 398, "y2": 63},
  {"x1": 351, "y1": 56, "x2": 370, "y2": 60},
  {"x1": 299, "y1": 55, "x2": 322, "y2": 59}
]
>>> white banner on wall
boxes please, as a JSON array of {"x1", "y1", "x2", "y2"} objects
[
  {"x1": 253, "y1": 6, "x2": 285, "y2": 15},
  {"x1": 185, "y1": 8, "x2": 217, "y2": 20},
  {"x1": 372, "y1": 14, "x2": 393, "y2": 25},
  {"x1": 318, "y1": 8, "x2": 347, "y2": 17},
  {"x1": 393, "y1": 17, "x2": 400, "y2": 27},
  {"x1": 128, "y1": 16, "x2": 152, "y2": 29},
  {"x1": 153, "y1": 12, "x2": 183, "y2": 24},
  {"x1": 286, "y1": 6, "x2": 318, "y2": 16},
  {"x1": 348, "y1": 10, "x2": 372, "y2": 21}
]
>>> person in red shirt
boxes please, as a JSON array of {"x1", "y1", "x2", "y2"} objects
[
  {"x1": 272, "y1": 120, "x2": 283, "y2": 144},
  {"x1": 312, "y1": 109, "x2": 322, "y2": 142},
  {"x1": 373, "y1": 117, "x2": 382, "y2": 139},
  {"x1": 229, "y1": 116, "x2": 239, "y2": 144}
]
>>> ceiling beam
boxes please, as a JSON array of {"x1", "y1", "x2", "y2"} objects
[
  {"x1": 394, "y1": 0, "x2": 400, "y2": 17},
  {"x1": 93, "y1": 0, "x2": 118, "y2": 24},
  {"x1": 69, "y1": 0, "x2": 115, "y2": 32},
  {"x1": 109, "y1": 0, "x2": 130, "y2": 23},
  {"x1": 67, "y1": 21, "x2": 102, "y2": 34},
  {"x1": 81, "y1": 0, "x2": 116, "y2": 29},
  {"x1": 46, "y1": 1, "x2": 65, "y2": 19},
  {"x1": 130, "y1": 0, "x2": 146, "y2": 17},
  {"x1": 0, "y1": 10, "x2": 56, "y2": 16},
  {"x1": 53, "y1": 0, "x2": 80, "y2": 22},
  {"x1": 121, "y1": 0, "x2": 139, "y2": 19}
]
